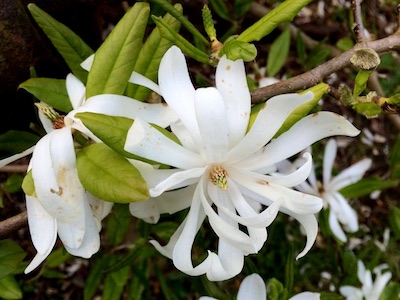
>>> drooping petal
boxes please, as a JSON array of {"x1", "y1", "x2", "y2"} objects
[
  {"x1": 237, "y1": 112, "x2": 360, "y2": 170},
  {"x1": 194, "y1": 87, "x2": 229, "y2": 163},
  {"x1": 125, "y1": 118, "x2": 203, "y2": 169},
  {"x1": 328, "y1": 158, "x2": 371, "y2": 192},
  {"x1": 75, "y1": 94, "x2": 178, "y2": 128},
  {"x1": 66, "y1": 73, "x2": 85, "y2": 109},
  {"x1": 26, "y1": 195, "x2": 57, "y2": 255},
  {"x1": 158, "y1": 46, "x2": 201, "y2": 145},
  {"x1": 228, "y1": 92, "x2": 313, "y2": 163},
  {"x1": 289, "y1": 292, "x2": 320, "y2": 300},
  {"x1": 215, "y1": 55, "x2": 251, "y2": 148},
  {"x1": 129, "y1": 198, "x2": 161, "y2": 224},
  {"x1": 0, "y1": 145, "x2": 35, "y2": 168},
  {"x1": 323, "y1": 139, "x2": 337, "y2": 187},
  {"x1": 128, "y1": 71, "x2": 161, "y2": 95},
  {"x1": 237, "y1": 274, "x2": 267, "y2": 300},
  {"x1": 24, "y1": 248, "x2": 55, "y2": 274}
]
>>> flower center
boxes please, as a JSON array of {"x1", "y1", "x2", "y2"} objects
[
  {"x1": 210, "y1": 166, "x2": 228, "y2": 191},
  {"x1": 35, "y1": 103, "x2": 66, "y2": 129}
]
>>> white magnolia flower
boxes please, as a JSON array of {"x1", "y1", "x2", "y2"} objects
[
  {"x1": 124, "y1": 46, "x2": 360, "y2": 280},
  {"x1": 293, "y1": 139, "x2": 371, "y2": 242},
  {"x1": 340, "y1": 260, "x2": 392, "y2": 300},
  {"x1": 2, "y1": 70, "x2": 177, "y2": 273},
  {"x1": 200, "y1": 273, "x2": 320, "y2": 300}
]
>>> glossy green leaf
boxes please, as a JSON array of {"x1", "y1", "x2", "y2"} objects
[
  {"x1": 237, "y1": 0, "x2": 313, "y2": 42},
  {"x1": 0, "y1": 130, "x2": 39, "y2": 156},
  {"x1": 19, "y1": 78, "x2": 72, "y2": 113},
  {"x1": 0, "y1": 275, "x2": 22, "y2": 299},
  {"x1": 150, "y1": 0, "x2": 208, "y2": 44},
  {"x1": 21, "y1": 170, "x2": 36, "y2": 197},
  {"x1": 126, "y1": 4, "x2": 182, "y2": 100},
  {"x1": 76, "y1": 143, "x2": 149, "y2": 203},
  {"x1": 340, "y1": 177, "x2": 398, "y2": 198},
  {"x1": 0, "y1": 240, "x2": 26, "y2": 280},
  {"x1": 267, "y1": 27, "x2": 290, "y2": 77},
  {"x1": 219, "y1": 38, "x2": 257, "y2": 62},
  {"x1": 389, "y1": 206, "x2": 400, "y2": 239},
  {"x1": 152, "y1": 15, "x2": 210, "y2": 64},
  {"x1": 86, "y1": 2, "x2": 150, "y2": 98},
  {"x1": 27, "y1": 4, "x2": 93, "y2": 83},
  {"x1": 275, "y1": 83, "x2": 329, "y2": 137},
  {"x1": 353, "y1": 69, "x2": 373, "y2": 98}
]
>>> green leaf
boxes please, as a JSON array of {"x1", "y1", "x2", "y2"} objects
[
  {"x1": 126, "y1": 4, "x2": 182, "y2": 100},
  {"x1": 76, "y1": 143, "x2": 149, "y2": 203},
  {"x1": 389, "y1": 133, "x2": 400, "y2": 179},
  {"x1": 296, "y1": 30, "x2": 306, "y2": 64},
  {"x1": 106, "y1": 204, "x2": 132, "y2": 246},
  {"x1": 219, "y1": 38, "x2": 257, "y2": 62},
  {"x1": 102, "y1": 265, "x2": 130, "y2": 300},
  {"x1": 22, "y1": 170, "x2": 36, "y2": 197},
  {"x1": 209, "y1": 0, "x2": 230, "y2": 21},
  {"x1": 86, "y1": 2, "x2": 150, "y2": 98},
  {"x1": 150, "y1": 0, "x2": 209, "y2": 44},
  {"x1": 84, "y1": 255, "x2": 110, "y2": 300},
  {"x1": 352, "y1": 102, "x2": 382, "y2": 118},
  {"x1": 353, "y1": 69, "x2": 373, "y2": 98},
  {"x1": 27, "y1": 4, "x2": 93, "y2": 83},
  {"x1": 266, "y1": 278, "x2": 287, "y2": 300},
  {"x1": 4, "y1": 174, "x2": 24, "y2": 194},
  {"x1": 19, "y1": 78, "x2": 72, "y2": 113},
  {"x1": 0, "y1": 240, "x2": 26, "y2": 280},
  {"x1": 336, "y1": 37, "x2": 354, "y2": 52},
  {"x1": 275, "y1": 83, "x2": 329, "y2": 137},
  {"x1": 267, "y1": 27, "x2": 290, "y2": 77},
  {"x1": 152, "y1": 15, "x2": 210, "y2": 64},
  {"x1": 380, "y1": 282, "x2": 400, "y2": 300},
  {"x1": 0, "y1": 275, "x2": 22, "y2": 299},
  {"x1": 389, "y1": 206, "x2": 400, "y2": 239},
  {"x1": 340, "y1": 177, "x2": 398, "y2": 198},
  {"x1": 46, "y1": 248, "x2": 72, "y2": 268},
  {"x1": 237, "y1": 0, "x2": 313, "y2": 42},
  {"x1": 284, "y1": 245, "x2": 294, "y2": 294},
  {"x1": 234, "y1": 0, "x2": 254, "y2": 17},
  {"x1": 0, "y1": 130, "x2": 39, "y2": 156},
  {"x1": 320, "y1": 292, "x2": 344, "y2": 300}
]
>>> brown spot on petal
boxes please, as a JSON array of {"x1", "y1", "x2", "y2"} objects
[
  {"x1": 257, "y1": 180, "x2": 269, "y2": 185},
  {"x1": 226, "y1": 65, "x2": 231, "y2": 71}
]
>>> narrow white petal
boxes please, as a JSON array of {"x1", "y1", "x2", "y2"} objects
[
  {"x1": 289, "y1": 292, "x2": 320, "y2": 300},
  {"x1": 24, "y1": 249, "x2": 53, "y2": 274},
  {"x1": 238, "y1": 112, "x2": 360, "y2": 170},
  {"x1": 78, "y1": 94, "x2": 178, "y2": 128},
  {"x1": 333, "y1": 193, "x2": 359, "y2": 232},
  {"x1": 215, "y1": 56, "x2": 251, "y2": 148},
  {"x1": 194, "y1": 87, "x2": 229, "y2": 163},
  {"x1": 339, "y1": 286, "x2": 363, "y2": 299},
  {"x1": 328, "y1": 158, "x2": 371, "y2": 191},
  {"x1": 237, "y1": 274, "x2": 267, "y2": 300},
  {"x1": 229, "y1": 92, "x2": 313, "y2": 163},
  {"x1": 323, "y1": 139, "x2": 337, "y2": 187},
  {"x1": 328, "y1": 208, "x2": 347, "y2": 242},
  {"x1": 26, "y1": 195, "x2": 57, "y2": 255},
  {"x1": 80, "y1": 54, "x2": 94, "y2": 71},
  {"x1": 158, "y1": 46, "x2": 201, "y2": 145},
  {"x1": 152, "y1": 185, "x2": 195, "y2": 214},
  {"x1": 0, "y1": 145, "x2": 35, "y2": 168},
  {"x1": 66, "y1": 73, "x2": 85, "y2": 109},
  {"x1": 125, "y1": 118, "x2": 204, "y2": 169},
  {"x1": 128, "y1": 71, "x2": 161, "y2": 94},
  {"x1": 357, "y1": 260, "x2": 367, "y2": 283},
  {"x1": 38, "y1": 109, "x2": 54, "y2": 134}
]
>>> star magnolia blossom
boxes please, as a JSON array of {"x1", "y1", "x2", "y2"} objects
[
  {"x1": 124, "y1": 46, "x2": 360, "y2": 281},
  {"x1": 339, "y1": 260, "x2": 392, "y2": 300},
  {"x1": 1, "y1": 70, "x2": 177, "y2": 273},
  {"x1": 293, "y1": 139, "x2": 371, "y2": 242},
  {"x1": 199, "y1": 273, "x2": 320, "y2": 300}
]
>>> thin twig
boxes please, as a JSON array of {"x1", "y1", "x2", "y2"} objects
[
  {"x1": 0, "y1": 211, "x2": 28, "y2": 238},
  {"x1": 0, "y1": 165, "x2": 28, "y2": 173},
  {"x1": 352, "y1": 0, "x2": 366, "y2": 43}
]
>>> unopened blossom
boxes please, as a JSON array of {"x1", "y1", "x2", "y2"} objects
[
  {"x1": 292, "y1": 139, "x2": 371, "y2": 242},
  {"x1": 125, "y1": 46, "x2": 360, "y2": 281},
  {"x1": 199, "y1": 273, "x2": 320, "y2": 300},
  {"x1": 1, "y1": 70, "x2": 177, "y2": 273},
  {"x1": 340, "y1": 260, "x2": 392, "y2": 300}
]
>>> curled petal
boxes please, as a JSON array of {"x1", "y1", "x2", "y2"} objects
[
  {"x1": 128, "y1": 71, "x2": 161, "y2": 95},
  {"x1": 328, "y1": 158, "x2": 372, "y2": 191}
]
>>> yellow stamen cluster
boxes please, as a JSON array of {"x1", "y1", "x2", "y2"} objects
[
  {"x1": 35, "y1": 103, "x2": 65, "y2": 129},
  {"x1": 210, "y1": 166, "x2": 228, "y2": 191}
]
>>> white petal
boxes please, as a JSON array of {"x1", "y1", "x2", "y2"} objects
[
  {"x1": 80, "y1": 54, "x2": 94, "y2": 71},
  {"x1": 357, "y1": 260, "x2": 367, "y2": 283},
  {"x1": 128, "y1": 71, "x2": 161, "y2": 95},
  {"x1": 129, "y1": 199, "x2": 160, "y2": 224},
  {"x1": 0, "y1": 145, "x2": 35, "y2": 168},
  {"x1": 125, "y1": 118, "x2": 203, "y2": 169},
  {"x1": 194, "y1": 87, "x2": 229, "y2": 163},
  {"x1": 237, "y1": 274, "x2": 266, "y2": 300},
  {"x1": 170, "y1": 121, "x2": 198, "y2": 152},
  {"x1": 24, "y1": 250, "x2": 53, "y2": 274},
  {"x1": 328, "y1": 208, "x2": 347, "y2": 242},
  {"x1": 323, "y1": 139, "x2": 337, "y2": 187},
  {"x1": 289, "y1": 292, "x2": 320, "y2": 300},
  {"x1": 333, "y1": 193, "x2": 359, "y2": 232},
  {"x1": 339, "y1": 286, "x2": 363, "y2": 299},
  {"x1": 158, "y1": 46, "x2": 201, "y2": 145},
  {"x1": 26, "y1": 195, "x2": 57, "y2": 255},
  {"x1": 328, "y1": 158, "x2": 371, "y2": 192},
  {"x1": 77, "y1": 94, "x2": 178, "y2": 128},
  {"x1": 66, "y1": 73, "x2": 85, "y2": 109},
  {"x1": 238, "y1": 112, "x2": 360, "y2": 170},
  {"x1": 228, "y1": 92, "x2": 313, "y2": 163},
  {"x1": 151, "y1": 185, "x2": 195, "y2": 214},
  {"x1": 38, "y1": 109, "x2": 54, "y2": 133},
  {"x1": 215, "y1": 56, "x2": 251, "y2": 148}
]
